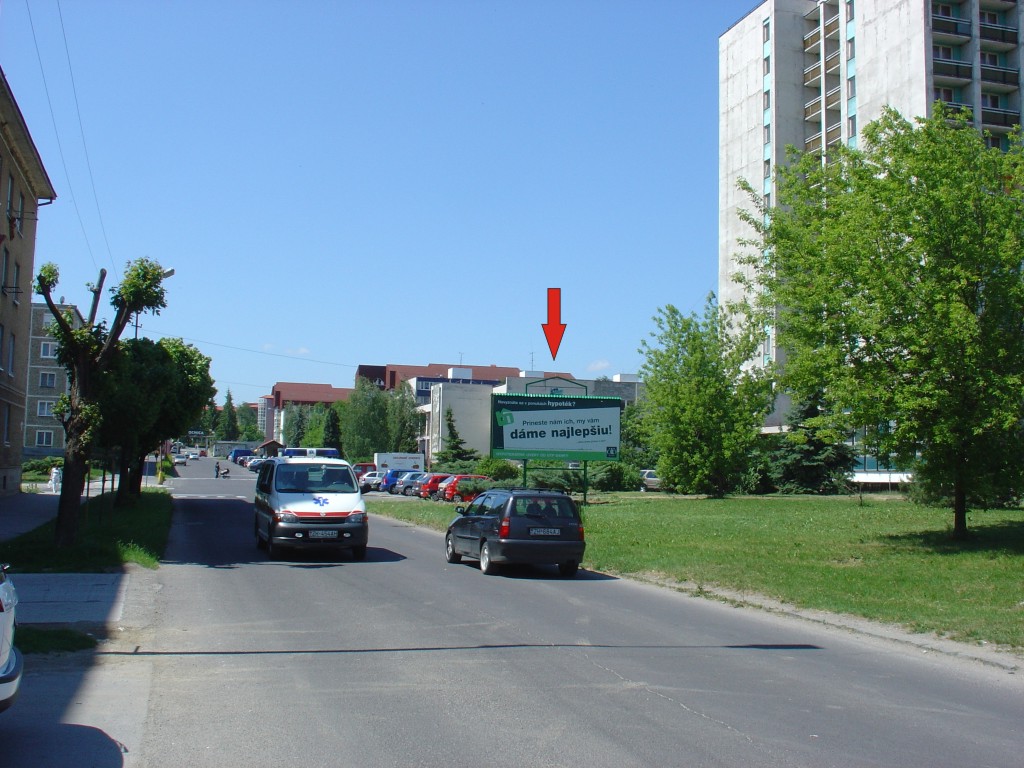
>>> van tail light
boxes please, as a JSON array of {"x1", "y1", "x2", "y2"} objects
[
  {"x1": 578, "y1": 525, "x2": 585, "y2": 541},
  {"x1": 499, "y1": 517, "x2": 510, "y2": 538}
]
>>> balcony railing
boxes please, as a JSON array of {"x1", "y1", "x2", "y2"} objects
[
  {"x1": 933, "y1": 58, "x2": 974, "y2": 80},
  {"x1": 980, "y1": 64, "x2": 1020, "y2": 85},
  {"x1": 932, "y1": 16, "x2": 972, "y2": 39},
  {"x1": 805, "y1": 97, "x2": 823, "y2": 121},
  {"x1": 980, "y1": 23, "x2": 1019, "y2": 46},
  {"x1": 981, "y1": 107, "x2": 1021, "y2": 127},
  {"x1": 803, "y1": 26, "x2": 821, "y2": 51},
  {"x1": 805, "y1": 131, "x2": 823, "y2": 153}
]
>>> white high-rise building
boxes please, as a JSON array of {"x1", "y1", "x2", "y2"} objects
[{"x1": 719, "y1": 0, "x2": 1024, "y2": 416}]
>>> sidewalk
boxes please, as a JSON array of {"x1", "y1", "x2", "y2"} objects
[{"x1": 1, "y1": 481, "x2": 130, "y2": 629}]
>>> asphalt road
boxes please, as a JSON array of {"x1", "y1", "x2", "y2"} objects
[{"x1": 2, "y1": 459, "x2": 1022, "y2": 767}]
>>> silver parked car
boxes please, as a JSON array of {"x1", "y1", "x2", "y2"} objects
[{"x1": 0, "y1": 564, "x2": 22, "y2": 713}]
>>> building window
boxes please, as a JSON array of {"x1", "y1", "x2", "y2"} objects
[
  {"x1": 35, "y1": 430, "x2": 54, "y2": 448},
  {"x1": 7, "y1": 333, "x2": 13, "y2": 376},
  {"x1": 37, "y1": 400, "x2": 55, "y2": 417},
  {"x1": 763, "y1": 20, "x2": 770, "y2": 42},
  {"x1": 934, "y1": 86, "x2": 955, "y2": 102},
  {"x1": 763, "y1": 90, "x2": 771, "y2": 109},
  {"x1": 763, "y1": 193, "x2": 771, "y2": 209},
  {"x1": 11, "y1": 262, "x2": 19, "y2": 303},
  {"x1": 847, "y1": 77, "x2": 856, "y2": 98},
  {"x1": 763, "y1": 56, "x2": 771, "y2": 75},
  {"x1": 40, "y1": 371, "x2": 56, "y2": 388},
  {"x1": 848, "y1": 115, "x2": 858, "y2": 136},
  {"x1": 0, "y1": 247, "x2": 8, "y2": 295},
  {"x1": 984, "y1": 134, "x2": 1004, "y2": 150},
  {"x1": 764, "y1": 158, "x2": 772, "y2": 178},
  {"x1": 980, "y1": 11, "x2": 999, "y2": 26},
  {"x1": 980, "y1": 51, "x2": 999, "y2": 67},
  {"x1": 932, "y1": 3, "x2": 953, "y2": 18},
  {"x1": 846, "y1": 39, "x2": 856, "y2": 60},
  {"x1": 981, "y1": 92, "x2": 1001, "y2": 109},
  {"x1": 764, "y1": 124, "x2": 772, "y2": 144},
  {"x1": 846, "y1": 0, "x2": 854, "y2": 20},
  {"x1": 15, "y1": 193, "x2": 24, "y2": 234},
  {"x1": 0, "y1": 324, "x2": 4, "y2": 372},
  {"x1": 2, "y1": 403, "x2": 10, "y2": 444},
  {"x1": 41, "y1": 341, "x2": 58, "y2": 358},
  {"x1": 933, "y1": 44, "x2": 954, "y2": 61}
]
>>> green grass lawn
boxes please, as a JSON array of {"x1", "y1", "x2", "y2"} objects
[
  {"x1": 0, "y1": 489, "x2": 172, "y2": 572},
  {"x1": 367, "y1": 493, "x2": 1024, "y2": 650}
]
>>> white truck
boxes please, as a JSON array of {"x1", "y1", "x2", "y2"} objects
[{"x1": 373, "y1": 452, "x2": 426, "y2": 471}]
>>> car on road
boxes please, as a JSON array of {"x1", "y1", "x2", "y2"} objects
[
  {"x1": 253, "y1": 458, "x2": 368, "y2": 560},
  {"x1": 394, "y1": 471, "x2": 427, "y2": 496},
  {"x1": 247, "y1": 457, "x2": 269, "y2": 472},
  {"x1": 0, "y1": 564, "x2": 22, "y2": 713},
  {"x1": 359, "y1": 471, "x2": 386, "y2": 493},
  {"x1": 445, "y1": 488, "x2": 586, "y2": 577},
  {"x1": 380, "y1": 468, "x2": 417, "y2": 494},
  {"x1": 416, "y1": 473, "x2": 451, "y2": 499},
  {"x1": 173, "y1": 455, "x2": 187, "y2": 466},
  {"x1": 640, "y1": 469, "x2": 661, "y2": 492},
  {"x1": 443, "y1": 474, "x2": 490, "y2": 503}
]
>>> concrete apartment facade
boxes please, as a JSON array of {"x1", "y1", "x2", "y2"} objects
[
  {"x1": 23, "y1": 303, "x2": 84, "y2": 459},
  {"x1": 0, "y1": 66, "x2": 57, "y2": 494},
  {"x1": 719, "y1": 0, "x2": 1024, "y2": 431}
]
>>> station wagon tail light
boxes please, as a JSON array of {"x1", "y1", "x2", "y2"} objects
[
  {"x1": 499, "y1": 516, "x2": 510, "y2": 538},
  {"x1": 578, "y1": 524, "x2": 585, "y2": 541}
]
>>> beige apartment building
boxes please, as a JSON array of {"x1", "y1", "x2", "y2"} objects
[
  {"x1": 23, "y1": 303, "x2": 83, "y2": 460},
  {"x1": 720, "y1": 0, "x2": 1024, "y2": 431},
  {"x1": 0, "y1": 66, "x2": 57, "y2": 494}
]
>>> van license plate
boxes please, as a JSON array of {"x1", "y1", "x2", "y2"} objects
[
  {"x1": 530, "y1": 528, "x2": 560, "y2": 536},
  {"x1": 310, "y1": 530, "x2": 338, "y2": 538}
]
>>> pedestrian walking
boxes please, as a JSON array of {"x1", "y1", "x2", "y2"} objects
[
  {"x1": 215, "y1": 461, "x2": 220, "y2": 479},
  {"x1": 48, "y1": 465, "x2": 62, "y2": 493}
]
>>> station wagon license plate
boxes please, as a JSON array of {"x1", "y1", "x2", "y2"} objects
[
  {"x1": 309, "y1": 530, "x2": 338, "y2": 538},
  {"x1": 530, "y1": 527, "x2": 560, "y2": 536}
]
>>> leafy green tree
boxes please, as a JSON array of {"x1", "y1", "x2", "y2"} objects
[
  {"x1": 386, "y1": 385, "x2": 421, "y2": 452},
  {"x1": 340, "y1": 377, "x2": 389, "y2": 460},
  {"x1": 619, "y1": 401, "x2": 657, "y2": 471},
  {"x1": 323, "y1": 406, "x2": 342, "y2": 453},
  {"x1": 639, "y1": 295, "x2": 774, "y2": 497},
  {"x1": 769, "y1": 394, "x2": 856, "y2": 495},
  {"x1": 740, "y1": 106, "x2": 1024, "y2": 538},
  {"x1": 475, "y1": 456, "x2": 518, "y2": 481},
  {"x1": 236, "y1": 402, "x2": 263, "y2": 442},
  {"x1": 218, "y1": 391, "x2": 240, "y2": 441},
  {"x1": 35, "y1": 259, "x2": 172, "y2": 547},
  {"x1": 283, "y1": 403, "x2": 307, "y2": 447},
  {"x1": 301, "y1": 404, "x2": 327, "y2": 447}
]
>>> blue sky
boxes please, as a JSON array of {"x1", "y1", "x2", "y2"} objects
[{"x1": 1, "y1": 0, "x2": 757, "y2": 405}]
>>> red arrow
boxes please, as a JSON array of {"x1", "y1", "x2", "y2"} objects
[{"x1": 542, "y1": 288, "x2": 566, "y2": 360}]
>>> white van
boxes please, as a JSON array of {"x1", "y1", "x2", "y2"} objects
[{"x1": 254, "y1": 458, "x2": 368, "y2": 560}]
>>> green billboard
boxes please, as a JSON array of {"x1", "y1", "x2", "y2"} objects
[{"x1": 490, "y1": 393, "x2": 621, "y2": 462}]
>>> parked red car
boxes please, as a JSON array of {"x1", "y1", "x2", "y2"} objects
[
  {"x1": 418, "y1": 473, "x2": 452, "y2": 500},
  {"x1": 443, "y1": 474, "x2": 490, "y2": 503}
]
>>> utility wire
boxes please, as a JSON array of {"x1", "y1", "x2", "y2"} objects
[
  {"x1": 24, "y1": 0, "x2": 99, "y2": 271},
  {"x1": 56, "y1": 0, "x2": 117, "y2": 271}
]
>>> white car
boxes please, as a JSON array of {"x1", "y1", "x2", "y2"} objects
[
  {"x1": 173, "y1": 455, "x2": 187, "y2": 466},
  {"x1": 0, "y1": 564, "x2": 22, "y2": 713},
  {"x1": 359, "y1": 471, "x2": 386, "y2": 492}
]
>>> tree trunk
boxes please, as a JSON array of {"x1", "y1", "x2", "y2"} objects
[
  {"x1": 115, "y1": 452, "x2": 133, "y2": 507},
  {"x1": 952, "y1": 479, "x2": 969, "y2": 541},
  {"x1": 54, "y1": 428, "x2": 89, "y2": 548},
  {"x1": 130, "y1": 453, "x2": 145, "y2": 495}
]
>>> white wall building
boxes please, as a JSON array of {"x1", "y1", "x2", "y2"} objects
[{"x1": 720, "y1": 0, "x2": 1024, "y2": 430}]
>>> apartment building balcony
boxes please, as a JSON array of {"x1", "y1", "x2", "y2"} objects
[
  {"x1": 825, "y1": 122, "x2": 843, "y2": 146},
  {"x1": 979, "y1": 22, "x2": 1019, "y2": 51},
  {"x1": 932, "y1": 58, "x2": 974, "y2": 85},
  {"x1": 938, "y1": 100, "x2": 973, "y2": 116},
  {"x1": 823, "y1": 12, "x2": 840, "y2": 40},
  {"x1": 803, "y1": 26, "x2": 821, "y2": 52},
  {"x1": 825, "y1": 84, "x2": 842, "y2": 111},
  {"x1": 824, "y1": 47, "x2": 841, "y2": 74},
  {"x1": 979, "y1": 0, "x2": 1017, "y2": 12},
  {"x1": 804, "y1": 95, "x2": 822, "y2": 121},
  {"x1": 805, "y1": 131, "x2": 823, "y2": 153},
  {"x1": 980, "y1": 63, "x2": 1020, "y2": 91},
  {"x1": 804, "y1": 59, "x2": 822, "y2": 89},
  {"x1": 981, "y1": 106, "x2": 1022, "y2": 127},
  {"x1": 931, "y1": 16, "x2": 972, "y2": 44}
]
